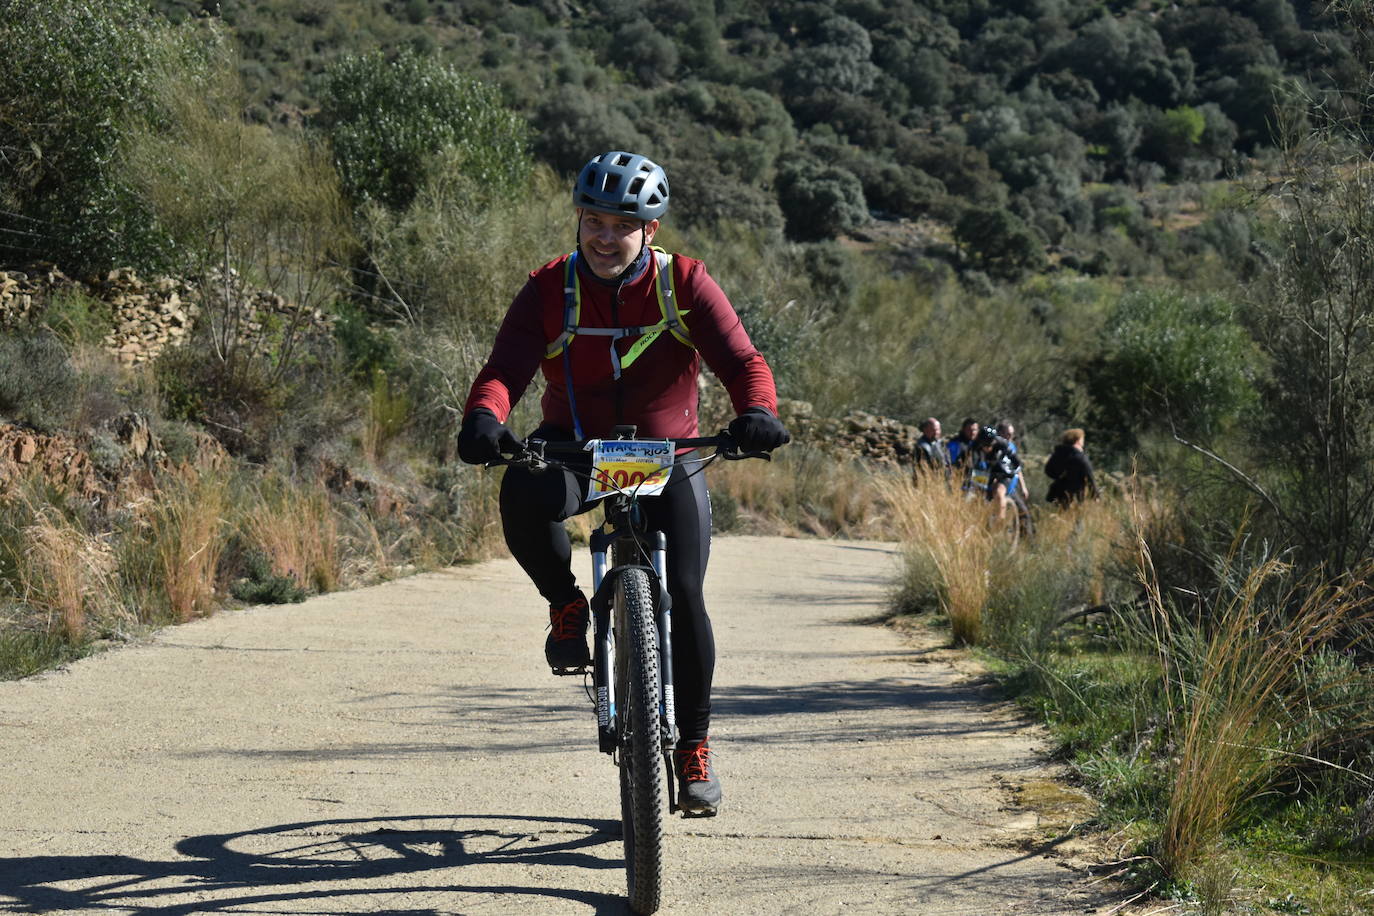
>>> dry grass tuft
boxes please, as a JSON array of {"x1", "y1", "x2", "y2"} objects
[
  {"x1": 1146, "y1": 554, "x2": 1374, "y2": 879},
  {"x1": 148, "y1": 470, "x2": 229, "y2": 621},
  {"x1": 19, "y1": 506, "x2": 121, "y2": 640},
  {"x1": 883, "y1": 475, "x2": 1010, "y2": 644},
  {"x1": 707, "y1": 445, "x2": 895, "y2": 538},
  {"x1": 241, "y1": 475, "x2": 340, "y2": 594}
]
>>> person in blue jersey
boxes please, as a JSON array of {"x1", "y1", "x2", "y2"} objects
[
  {"x1": 967, "y1": 425, "x2": 1022, "y2": 525},
  {"x1": 946, "y1": 417, "x2": 979, "y2": 469}
]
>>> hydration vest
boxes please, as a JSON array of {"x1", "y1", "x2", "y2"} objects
[
  {"x1": 543, "y1": 246, "x2": 694, "y2": 438},
  {"x1": 544, "y1": 246, "x2": 693, "y2": 378}
]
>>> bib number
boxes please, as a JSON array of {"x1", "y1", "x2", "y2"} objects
[{"x1": 587, "y1": 439, "x2": 673, "y2": 501}]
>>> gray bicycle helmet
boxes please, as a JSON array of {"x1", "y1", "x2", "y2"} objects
[{"x1": 573, "y1": 151, "x2": 670, "y2": 221}]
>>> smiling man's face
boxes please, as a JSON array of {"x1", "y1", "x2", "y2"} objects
[{"x1": 578, "y1": 209, "x2": 659, "y2": 279}]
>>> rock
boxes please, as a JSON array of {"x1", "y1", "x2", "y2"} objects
[
  {"x1": 105, "y1": 413, "x2": 157, "y2": 460},
  {"x1": 14, "y1": 435, "x2": 36, "y2": 463}
]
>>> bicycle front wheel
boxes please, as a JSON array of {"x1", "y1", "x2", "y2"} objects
[{"x1": 615, "y1": 564, "x2": 665, "y2": 915}]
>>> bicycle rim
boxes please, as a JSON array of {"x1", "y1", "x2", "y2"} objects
[{"x1": 614, "y1": 558, "x2": 664, "y2": 914}]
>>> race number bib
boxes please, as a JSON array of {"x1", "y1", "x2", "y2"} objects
[
  {"x1": 587, "y1": 439, "x2": 673, "y2": 501},
  {"x1": 970, "y1": 468, "x2": 991, "y2": 491}
]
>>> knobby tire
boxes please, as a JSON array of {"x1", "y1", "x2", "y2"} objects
[{"x1": 614, "y1": 557, "x2": 665, "y2": 915}]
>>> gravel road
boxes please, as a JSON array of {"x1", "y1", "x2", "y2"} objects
[{"x1": 0, "y1": 535, "x2": 1122, "y2": 915}]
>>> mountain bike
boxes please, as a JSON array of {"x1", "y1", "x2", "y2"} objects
[
  {"x1": 964, "y1": 465, "x2": 1035, "y2": 544},
  {"x1": 501, "y1": 427, "x2": 760, "y2": 916}
]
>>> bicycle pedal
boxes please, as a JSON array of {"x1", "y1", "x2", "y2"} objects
[
  {"x1": 549, "y1": 664, "x2": 590, "y2": 677},
  {"x1": 678, "y1": 804, "x2": 719, "y2": 819}
]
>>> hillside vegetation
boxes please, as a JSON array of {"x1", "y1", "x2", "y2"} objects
[{"x1": 3, "y1": 0, "x2": 1374, "y2": 911}]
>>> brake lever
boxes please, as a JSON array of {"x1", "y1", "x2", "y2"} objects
[{"x1": 486, "y1": 438, "x2": 549, "y2": 471}]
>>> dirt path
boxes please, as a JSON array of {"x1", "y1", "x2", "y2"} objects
[{"x1": 0, "y1": 536, "x2": 1124, "y2": 915}]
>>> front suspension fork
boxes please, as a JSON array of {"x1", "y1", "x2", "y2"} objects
[{"x1": 588, "y1": 528, "x2": 679, "y2": 757}]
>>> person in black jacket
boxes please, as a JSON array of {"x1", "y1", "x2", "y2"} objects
[
  {"x1": 1045, "y1": 428, "x2": 1099, "y2": 507},
  {"x1": 914, "y1": 417, "x2": 951, "y2": 481}
]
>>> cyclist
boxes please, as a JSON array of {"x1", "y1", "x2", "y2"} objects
[
  {"x1": 965, "y1": 425, "x2": 1023, "y2": 525},
  {"x1": 456, "y1": 151, "x2": 789, "y2": 816}
]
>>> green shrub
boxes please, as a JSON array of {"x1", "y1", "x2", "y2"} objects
[
  {"x1": 358, "y1": 164, "x2": 566, "y2": 448},
  {"x1": 1081, "y1": 287, "x2": 1260, "y2": 457},
  {"x1": 229, "y1": 548, "x2": 307, "y2": 605},
  {"x1": 775, "y1": 153, "x2": 869, "y2": 242},
  {"x1": 319, "y1": 48, "x2": 532, "y2": 211},
  {"x1": 0, "y1": 332, "x2": 79, "y2": 432},
  {"x1": 0, "y1": 0, "x2": 180, "y2": 273},
  {"x1": 954, "y1": 205, "x2": 1047, "y2": 280}
]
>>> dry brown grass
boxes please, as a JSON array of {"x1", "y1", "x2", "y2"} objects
[
  {"x1": 241, "y1": 475, "x2": 340, "y2": 594},
  {"x1": 884, "y1": 471, "x2": 1145, "y2": 647},
  {"x1": 148, "y1": 470, "x2": 229, "y2": 621},
  {"x1": 19, "y1": 505, "x2": 121, "y2": 640},
  {"x1": 707, "y1": 445, "x2": 895, "y2": 538},
  {"x1": 883, "y1": 475, "x2": 1011, "y2": 644}
]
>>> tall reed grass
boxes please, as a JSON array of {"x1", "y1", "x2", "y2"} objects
[
  {"x1": 707, "y1": 444, "x2": 894, "y2": 538},
  {"x1": 145, "y1": 468, "x2": 229, "y2": 621},
  {"x1": 20, "y1": 506, "x2": 111, "y2": 640},
  {"x1": 885, "y1": 473, "x2": 1090, "y2": 644},
  {"x1": 1140, "y1": 550, "x2": 1374, "y2": 881},
  {"x1": 239, "y1": 474, "x2": 340, "y2": 594},
  {"x1": 886, "y1": 469, "x2": 1374, "y2": 901},
  {"x1": 1, "y1": 482, "x2": 128, "y2": 642}
]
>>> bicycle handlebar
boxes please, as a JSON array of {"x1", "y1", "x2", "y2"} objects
[{"x1": 494, "y1": 431, "x2": 773, "y2": 472}]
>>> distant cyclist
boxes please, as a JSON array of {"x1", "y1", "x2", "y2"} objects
[
  {"x1": 456, "y1": 151, "x2": 789, "y2": 815},
  {"x1": 966, "y1": 425, "x2": 1023, "y2": 525}
]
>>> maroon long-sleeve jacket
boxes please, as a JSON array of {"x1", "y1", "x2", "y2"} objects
[{"x1": 464, "y1": 251, "x2": 777, "y2": 439}]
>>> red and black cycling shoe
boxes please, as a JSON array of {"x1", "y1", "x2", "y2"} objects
[
  {"x1": 674, "y1": 736, "x2": 721, "y2": 817},
  {"x1": 545, "y1": 592, "x2": 591, "y2": 673}
]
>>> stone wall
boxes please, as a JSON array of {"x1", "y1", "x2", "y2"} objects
[
  {"x1": 0, "y1": 263, "x2": 333, "y2": 366},
  {"x1": 96, "y1": 268, "x2": 199, "y2": 365}
]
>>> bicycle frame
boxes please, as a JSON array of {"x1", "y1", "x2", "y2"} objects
[{"x1": 587, "y1": 503, "x2": 677, "y2": 761}]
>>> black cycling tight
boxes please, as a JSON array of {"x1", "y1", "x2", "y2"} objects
[{"x1": 499, "y1": 446, "x2": 715, "y2": 743}]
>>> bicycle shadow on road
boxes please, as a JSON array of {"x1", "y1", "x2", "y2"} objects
[{"x1": 0, "y1": 814, "x2": 637, "y2": 915}]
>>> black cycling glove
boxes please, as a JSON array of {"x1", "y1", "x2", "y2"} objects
[
  {"x1": 728, "y1": 407, "x2": 791, "y2": 452},
  {"x1": 457, "y1": 409, "x2": 521, "y2": 465}
]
